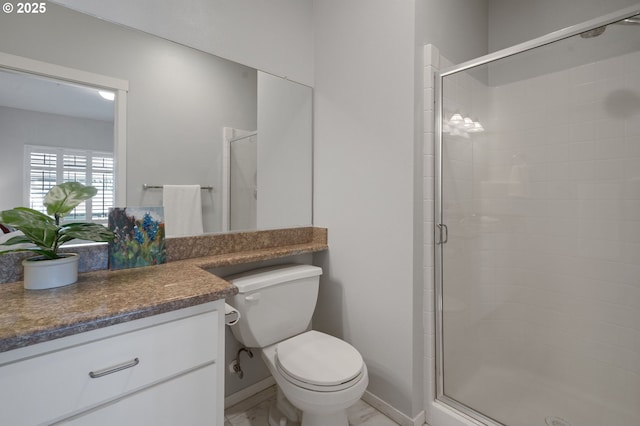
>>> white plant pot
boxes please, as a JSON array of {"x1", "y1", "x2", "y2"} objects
[{"x1": 22, "y1": 253, "x2": 79, "y2": 290}]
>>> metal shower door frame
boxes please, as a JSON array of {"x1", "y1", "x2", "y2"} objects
[{"x1": 433, "y1": 3, "x2": 640, "y2": 425}]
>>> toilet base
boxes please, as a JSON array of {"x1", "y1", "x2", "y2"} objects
[
  {"x1": 267, "y1": 400, "x2": 350, "y2": 426},
  {"x1": 269, "y1": 403, "x2": 296, "y2": 426},
  {"x1": 269, "y1": 386, "x2": 349, "y2": 426},
  {"x1": 268, "y1": 387, "x2": 302, "y2": 426}
]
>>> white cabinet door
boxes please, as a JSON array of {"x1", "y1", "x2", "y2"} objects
[{"x1": 60, "y1": 363, "x2": 219, "y2": 426}]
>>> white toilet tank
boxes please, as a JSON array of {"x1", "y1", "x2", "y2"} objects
[{"x1": 226, "y1": 264, "x2": 322, "y2": 348}]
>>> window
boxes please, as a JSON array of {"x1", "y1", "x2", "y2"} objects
[{"x1": 25, "y1": 145, "x2": 114, "y2": 223}]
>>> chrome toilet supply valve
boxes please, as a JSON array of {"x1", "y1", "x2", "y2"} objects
[{"x1": 229, "y1": 347, "x2": 254, "y2": 379}]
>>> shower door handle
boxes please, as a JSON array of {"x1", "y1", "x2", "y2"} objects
[{"x1": 437, "y1": 223, "x2": 448, "y2": 245}]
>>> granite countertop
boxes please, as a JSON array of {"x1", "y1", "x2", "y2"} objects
[
  {"x1": 0, "y1": 258, "x2": 236, "y2": 353},
  {"x1": 0, "y1": 233, "x2": 328, "y2": 354}
]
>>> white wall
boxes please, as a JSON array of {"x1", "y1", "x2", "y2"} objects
[
  {"x1": 488, "y1": 0, "x2": 640, "y2": 52},
  {"x1": 312, "y1": 0, "x2": 425, "y2": 420},
  {"x1": 51, "y1": 0, "x2": 314, "y2": 87},
  {"x1": 0, "y1": 107, "x2": 113, "y2": 211}
]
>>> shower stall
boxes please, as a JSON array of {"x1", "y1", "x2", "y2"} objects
[
  {"x1": 229, "y1": 132, "x2": 258, "y2": 231},
  {"x1": 433, "y1": 4, "x2": 640, "y2": 426},
  {"x1": 222, "y1": 128, "x2": 258, "y2": 232}
]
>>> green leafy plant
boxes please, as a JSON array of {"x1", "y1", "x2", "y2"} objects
[{"x1": 0, "y1": 182, "x2": 115, "y2": 259}]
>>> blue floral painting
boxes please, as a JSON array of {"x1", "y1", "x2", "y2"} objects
[{"x1": 108, "y1": 207, "x2": 166, "y2": 270}]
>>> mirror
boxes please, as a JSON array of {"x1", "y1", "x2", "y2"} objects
[{"x1": 0, "y1": 3, "x2": 312, "y2": 235}]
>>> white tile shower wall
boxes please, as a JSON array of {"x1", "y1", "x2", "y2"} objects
[{"x1": 471, "y1": 50, "x2": 640, "y2": 420}]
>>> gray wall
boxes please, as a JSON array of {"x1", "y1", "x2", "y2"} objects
[
  {"x1": 0, "y1": 3, "x2": 257, "y2": 233},
  {"x1": 313, "y1": 0, "x2": 425, "y2": 419},
  {"x1": 310, "y1": 0, "x2": 490, "y2": 419},
  {"x1": 0, "y1": 107, "x2": 112, "y2": 211},
  {"x1": 422, "y1": 0, "x2": 489, "y2": 64}
]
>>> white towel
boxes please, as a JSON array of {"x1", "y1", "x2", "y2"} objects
[{"x1": 162, "y1": 185, "x2": 204, "y2": 237}]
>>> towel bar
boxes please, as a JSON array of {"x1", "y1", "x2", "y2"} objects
[{"x1": 142, "y1": 184, "x2": 214, "y2": 191}]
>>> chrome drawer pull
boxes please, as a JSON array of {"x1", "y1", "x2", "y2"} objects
[{"x1": 89, "y1": 357, "x2": 140, "y2": 378}]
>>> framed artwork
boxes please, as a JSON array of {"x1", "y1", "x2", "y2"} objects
[{"x1": 108, "y1": 207, "x2": 166, "y2": 270}]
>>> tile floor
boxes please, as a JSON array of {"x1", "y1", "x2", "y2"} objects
[{"x1": 224, "y1": 385, "x2": 400, "y2": 425}]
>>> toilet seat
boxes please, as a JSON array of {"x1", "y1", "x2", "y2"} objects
[{"x1": 275, "y1": 330, "x2": 364, "y2": 392}]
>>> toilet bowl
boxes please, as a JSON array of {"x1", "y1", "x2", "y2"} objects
[
  {"x1": 226, "y1": 264, "x2": 369, "y2": 426},
  {"x1": 261, "y1": 330, "x2": 369, "y2": 426}
]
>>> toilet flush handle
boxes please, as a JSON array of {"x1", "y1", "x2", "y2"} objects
[{"x1": 245, "y1": 293, "x2": 261, "y2": 303}]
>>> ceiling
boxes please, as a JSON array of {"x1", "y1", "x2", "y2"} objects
[{"x1": 0, "y1": 69, "x2": 114, "y2": 122}]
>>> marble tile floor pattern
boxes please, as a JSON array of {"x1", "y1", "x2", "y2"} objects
[{"x1": 225, "y1": 385, "x2": 400, "y2": 426}]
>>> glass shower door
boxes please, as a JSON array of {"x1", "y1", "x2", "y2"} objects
[
  {"x1": 437, "y1": 11, "x2": 640, "y2": 426},
  {"x1": 229, "y1": 134, "x2": 257, "y2": 230}
]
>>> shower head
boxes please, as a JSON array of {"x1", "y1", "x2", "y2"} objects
[
  {"x1": 580, "y1": 26, "x2": 606, "y2": 38},
  {"x1": 579, "y1": 14, "x2": 640, "y2": 39}
]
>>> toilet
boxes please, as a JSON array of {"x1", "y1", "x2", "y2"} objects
[{"x1": 227, "y1": 264, "x2": 368, "y2": 426}]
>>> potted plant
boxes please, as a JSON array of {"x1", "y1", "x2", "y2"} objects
[{"x1": 0, "y1": 182, "x2": 115, "y2": 290}]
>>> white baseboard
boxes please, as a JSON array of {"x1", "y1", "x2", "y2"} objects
[
  {"x1": 224, "y1": 377, "x2": 276, "y2": 409},
  {"x1": 362, "y1": 391, "x2": 426, "y2": 426}
]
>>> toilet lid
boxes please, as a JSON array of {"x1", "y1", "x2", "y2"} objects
[{"x1": 275, "y1": 331, "x2": 364, "y2": 388}]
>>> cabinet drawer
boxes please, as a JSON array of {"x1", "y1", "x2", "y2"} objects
[
  {"x1": 0, "y1": 310, "x2": 218, "y2": 426},
  {"x1": 59, "y1": 363, "x2": 218, "y2": 426}
]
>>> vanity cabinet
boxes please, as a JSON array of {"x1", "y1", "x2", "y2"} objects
[{"x1": 0, "y1": 301, "x2": 225, "y2": 426}]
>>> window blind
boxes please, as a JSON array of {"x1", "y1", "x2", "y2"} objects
[{"x1": 25, "y1": 145, "x2": 114, "y2": 223}]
